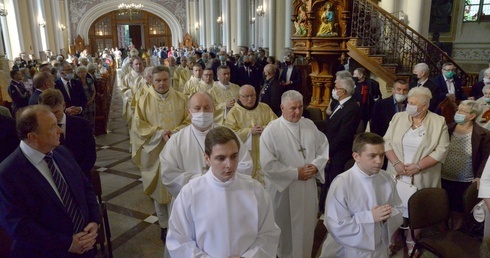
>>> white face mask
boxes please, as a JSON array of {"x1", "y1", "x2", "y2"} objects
[
  {"x1": 406, "y1": 104, "x2": 420, "y2": 117},
  {"x1": 191, "y1": 112, "x2": 214, "y2": 129},
  {"x1": 394, "y1": 94, "x2": 408, "y2": 102},
  {"x1": 484, "y1": 78, "x2": 490, "y2": 85},
  {"x1": 332, "y1": 89, "x2": 340, "y2": 100}
]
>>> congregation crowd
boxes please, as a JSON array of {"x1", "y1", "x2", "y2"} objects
[{"x1": 2, "y1": 44, "x2": 490, "y2": 258}]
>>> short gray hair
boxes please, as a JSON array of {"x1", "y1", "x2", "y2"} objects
[
  {"x1": 482, "y1": 85, "x2": 490, "y2": 94},
  {"x1": 337, "y1": 77, "x2": 355, "y2": 95},
  {"x1": 281, "y1": 90, "x2": 303, "y2": 105},
  {"x1": 408, "y1": 86, "x2": 432, "y2": 105},
  {"x1": 87, "y1": 63, "x2": 97, "y2": 71},
  {"x1": 484, "y1": 68, "x2": 490, "y2": 78},
  {"x1": 414, "y1": 63, "x2": 430, "y2": 74},
  {"x1": 460, "y1": 100, "x2": 483, "y2": 118},
  {"x1": 336, "y1": 70, "x2": 352, "y2": 80},
  {"x1": 75, "y1": 65, "x2": 87, "y2": 74}
]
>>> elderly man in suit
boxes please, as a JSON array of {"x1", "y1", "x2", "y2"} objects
[
  {"x1": 0, "y1": 105, "x2": 100, "y2": 257},
  {"x1": 279, "y1": 55, "x2": 302, "y2": 92},
  {"x1": 38, "y1": 89, "x2": 96, "y2": 179},
  {"x1": 29, "y1": 71, "x2": 56, "y2": 105},
  {"x1": 320, "y1": 76, "x2": 361, "y2": 214},
  {"x1": 410, "y1": 63, "x2": 440, "y2": 112},
  {"x1": 55, "y1": 61, "x2": 87, "y2": 116}
]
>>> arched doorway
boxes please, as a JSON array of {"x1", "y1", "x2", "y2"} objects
[{"x1": 89, "y1": 10, "x2": 172, "y2": 55}]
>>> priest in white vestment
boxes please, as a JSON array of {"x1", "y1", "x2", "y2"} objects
[
  {"x1": 207, "y1": 65, "x2": 240, "y2": 125},
  {"x1": 121, "y1": 56, "x2": 144, "y2": 127},
  {"x1": 131, "y1": 65, "x2": 189, "y2": 241},
  {"x1": 160, "y1": 92, "x2": 253, "y2": 197},
  {"x1": 320, "y1": 132, "x2": 403, "y2": 258},
  {"x1": 225, "y1": 85, "x2": 277, "y2": 185},
  {"x1": 167, "y1": 126, "x2": 280, "y2": 258},
  {"x1": 182, "y1": 64, "x2": 204, "y2": 98},
  {"x1": 260, "y1": 90, "x2": 329, "y2": 258}
]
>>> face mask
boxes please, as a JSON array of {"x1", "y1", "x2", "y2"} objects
[
  {"x1": 219, "y1": 56, "x2": 226, "y2": 62},
  {"x1": 191, "y1": 112, "x2": 214, "y2": 129},
  {"x1": 454, "y1": 113, "x2": 467, "y2": 124},
  {"x1": 65, "y1": 73, "x2": 74, "y2": 80},
  {"x1": 394, "y1": 94, "x2": 408, "y2": 102},
  {"x1": 445, "y1": 71, "x2": 455, "y2": 79},
  {"x1": 332, "y1": 89, "x2": 340, "y2": 100},
  {"x1": 406, "y1": 104, "x2": 420, "y2": 117},
  {"x1": 353, "y1": 77, "x2": 359, "y2": 83},
  {"x1": 484, "y1": 97, "x2": 490, "y2": 104},
  {"x1": 484, "y1": 78, "x2": 490, "y2": 85}
]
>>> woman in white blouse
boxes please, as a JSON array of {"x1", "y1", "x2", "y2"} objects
[{"x1": 384, "y1": 86, "x2": 450, "y2": 254}]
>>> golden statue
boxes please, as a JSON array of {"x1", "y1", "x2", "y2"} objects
[
  {"x1": 316, "y1": 2, "x2": 338, "y2": 37},
  {"x1": 294, "y1": 4, "x2": 308, "y2": 36}
]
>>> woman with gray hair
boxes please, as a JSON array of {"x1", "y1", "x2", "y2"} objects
[
  {"x1": 441, "y1": 100, "x2": 490, "y2": 230},
  {"x1": 384, "y1": 86, "x2": 450, "y2": 255},
  {"x1": 470, "y1": 67, "x2": 490, "y2": 100},
  {"x1": 76, "y1": 65, "x2": 96, "y2": 132},
  {"x1": 476, "y1": 85, "x2": 490, "y2": 130}
]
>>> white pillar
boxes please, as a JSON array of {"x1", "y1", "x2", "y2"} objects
[
  {"x1": 261, "y1": 0, "x2": 269, "y2": 50},
  {"x1": 236, "y1": 0, "x2": 248, "y2": 47},
  {"x1": 199, "y1": 0, "x2": 206, "y2": 47},
  {"x1": 51, "y1": 0, "x2": 63, "y2": 54},
  {"x1": 284, "y1": 0, "x2": 292, "y2": 48},
  {"x1": 26, "y1": 0, "x2": 41, "y2": 58},
  {"x1": 223, "y1": 0, "x2": 231, "y2": 51},
  {"x1": 406, "y1": 0, "x2": 423, "y2": 33},
  {"x1": 209, "y1": 0, "x2": 217, "y2": 46},
  {"x1": 267, "y1": 0, "x2": 275, "y2": 56},
  {"x1": 186, "y1": 0, "x2": 190, "y2": 35},
  {"x1": 64, "y1": 0, "x2": 72, "y2": 45},
  {"x1": 379, "y1": 0, "x2": 396, "y2": 13},
  {"x1": 194, "y1": 0, "x2": 199, "y2": 44},
  {"x1": 6, "y1": 0, "x2": 23, "y2": 58},
  {"x1": 1, "y1": 17, "x2": 11, "y2": 59}
]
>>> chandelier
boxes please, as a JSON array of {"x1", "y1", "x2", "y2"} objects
[{"x1": 118, "y1": 0, "x2": 143, "y2": 20}]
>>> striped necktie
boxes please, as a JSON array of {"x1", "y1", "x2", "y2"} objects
[{"x1": 44, "y1": 152, "x2": 85, "y2": 233}]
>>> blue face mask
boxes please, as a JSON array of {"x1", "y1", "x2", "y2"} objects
[
  {"x1": 445, "y1": 71, "x2": 455, "y2": 79},
  {"x1": 219, "y1": 56, "x2": 226, "y2": 62},
  {"x1": 484, "y1": 97, "x2": 490, "y2": 104},
  {"x1": 454, "y1": 113, "x2": 466, "y2": 124}
]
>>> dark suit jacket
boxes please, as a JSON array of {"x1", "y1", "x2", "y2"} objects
[
  {"x1": 409, "y1": 79, "x2": 441, "y2": 112},
  {"x1": 236, "y1": 66, "x2": 261, "y2": 90},
  {"x1": 29, "y1": 89, "x2": 43, "y2": 105},
  {"x1": 448, "y1": 122, "x2": 490, "y2": 178},
  {"x1": 211, "y1": 60, "x2": 237, "y2": 83},
  {"x1": 0, "y1": 146, "x2": 100, "y2": 258},
  {"x1": 353, "y1": 78, "x2": 381, "y2": 122},
  {"x1": 64, "y1": 115, "x2": 97, "y2": 177},
  {"x1": 323, "y1": 97, "x2": 361, "y2": 172},
  {"x1": 470, "y1": 81, "x2": 485, "y2": 100},
  {"x1": 0, "y1": 115, "x2": 19, "y2": 163},
  {"x1": 260, "y1": 77, "x2": 283, "y2": 116},
  {"x1": 55, "y1": 78, "x2": 87, "y2": 109},
  {"x1": 370, "y1": 95, "x2": 405, "y2": 137},
  {"x1": 432, "y1": 75, "x2": 466, "y2": 105},
  {"x1": 279, "y1": 65, "x2": 302, "y2": 92}
]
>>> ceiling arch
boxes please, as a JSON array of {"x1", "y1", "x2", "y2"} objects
[{"x1": 75, "y1": 0, "x2": 182, "y2": 47}]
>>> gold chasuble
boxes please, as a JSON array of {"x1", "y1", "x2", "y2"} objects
[
  {"x1": 207, "y1": 83, "x2": 240, "y2": 125},
  {"x1": 121, "y1": 70, "x2": 144, "y2": 125},
  {"x1": 173, "y1": 66, "x2": 192, "y2": 93},
  {"x1": 225, "y1": 102, "x2": 278, "y2": 185},
  {"x1": 131, "y1": 87, "x2": 189, "y2": 204},
  {"x1": 182, "y1": 76, "x2": 206, "y2": 98}
]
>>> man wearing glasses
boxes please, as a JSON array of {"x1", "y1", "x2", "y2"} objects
[{"x1": 55, "y1": 61, "x2": 86, "y2": 116}]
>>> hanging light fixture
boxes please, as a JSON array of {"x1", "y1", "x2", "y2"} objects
[{"x1": 118, "y1": 0, "x2": 143, "y2": 20}]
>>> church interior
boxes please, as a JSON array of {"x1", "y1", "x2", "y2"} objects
[{"x1": 1, "y1": 0, "x2": 490, "y2": 257}]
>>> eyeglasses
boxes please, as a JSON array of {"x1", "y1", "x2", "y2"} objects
[{"x1": 240, "y1": 94, "x2": 256, "y2": 99}]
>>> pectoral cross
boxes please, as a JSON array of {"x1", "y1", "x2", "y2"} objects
[{"x1": 298, "y1": 145, "x2": 306, "y2": 159}]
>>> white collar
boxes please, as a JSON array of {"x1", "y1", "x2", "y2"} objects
[
  {"x1": 338, "y1": 96, "x2": 352, "y2": 106},
  {"x1": 20, "y1": 140, "x2": 48, "y2": 166}
]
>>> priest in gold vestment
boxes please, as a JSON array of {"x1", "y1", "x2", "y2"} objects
[
  {"x1": 121, "y1": 56, "x2": 144, "y2": 127},
  {"x1": 182, "y1": 64, "x2": 204, "y2": 98},
  {"x1": 173, "y1": 56, "x2": 191, "y2": 92},
  {"x1": 208, "y1": 65, "x2": 240, "y2": 124},
  {"x1": 131, "y1": 65, "x2": 189, "y2": 241},
  {"x1": 225, "y1": 85, "x2": 277, "y2": 185}
]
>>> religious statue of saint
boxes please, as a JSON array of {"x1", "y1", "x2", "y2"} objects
[
  {"x1": 316, "y1": 2, "x2": 338, "y2": 37},
  {"x1": 294, "y1": 5, "x2": 308, "y2": 36}
]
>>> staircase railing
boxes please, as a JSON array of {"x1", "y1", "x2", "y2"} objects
[{"x1": 351, "y1": 0, "x2": 471, "y2": 86}]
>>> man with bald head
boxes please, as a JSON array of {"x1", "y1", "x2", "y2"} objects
[
  {"x1": 225, "y1": 85, "x2": 277, "y2": 184},
  {"x1": 29, "y1": 71, "x2": 55, "y2": 105},
  {"x1": 160, "y1": 91, "x2": 253, "y2": 197}
]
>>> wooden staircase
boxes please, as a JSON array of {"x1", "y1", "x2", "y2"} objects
[{"x1": 348, "y1": 0, "x2": 472, "y2": 89}]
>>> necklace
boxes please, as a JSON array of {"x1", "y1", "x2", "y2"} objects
[
  {"x1": 280, "y1": 120, "x2": 306, "y2": 159},
  {"x1": 411, "y1": 112, "x2": 427, "y2": 129}
]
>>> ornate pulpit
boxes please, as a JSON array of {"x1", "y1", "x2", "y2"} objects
[{"x1": 291, "y1": 0, "x2": 351, "y2": 112}]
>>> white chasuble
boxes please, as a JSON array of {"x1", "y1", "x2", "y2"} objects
[
  {"x1": 160, "y1": 124, "x2": 253, "y2": 197},
  {"x1": 131, "y1": 87, "x2": 189, "y2": 204},
  {"x1": 167, "y1": 170, "x2": 280, "y2": 258},
  {"x1": 320, "y1": 164, "x2": 403, "y2": 258},
  {"x1": 260, "y1": 116, "x2": 329, "y2": 258}
]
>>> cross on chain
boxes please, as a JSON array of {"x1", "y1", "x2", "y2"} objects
[{"x1": 298, "y1": 145, "x2": 306, "y2": 159}]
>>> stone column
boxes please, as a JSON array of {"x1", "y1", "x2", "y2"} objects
[
  {"x1": 63, "y1": 0, "x2": 72, "y2": 45},
  {"x1": 284, "y1": 0, "x2": 292, "y2": 48},
  {"x1": 199, "y1": 0, "x2": 206, "y2": 47},
  {"x1": 223, "y1": 0, "x2": 231, "y2": 51},
  {"x1": 267, "y1": 0, "x2": 275, "y2": 56},
  {"x1": 406, "y1": 0, "x2": 423, "y2": 33},
  {"x1": 209, "y1": 0, "x2": 217, "y2": 46},
  {"x1": 194, "y1": 0, "x2": 199, "y2": 44},
  {"x1": 236, "y1": 0, "x2": 248, "y2": 48},
  {"x1": 27, "y1": 0, "x2": 42, "y2": 58},
  {"x1": 51, "y1": 0, "x2": 63, "y2": 55}
]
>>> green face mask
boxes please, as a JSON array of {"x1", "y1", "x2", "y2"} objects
[{"x1": 445, "y1": 71, "x2": 455, "y2": 79}]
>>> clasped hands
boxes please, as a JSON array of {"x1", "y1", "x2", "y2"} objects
[
  {"x1": 250, "y1": 125, "x2": 263, "y2": 135},
  {"x1": 297, "y1": 164, "x2": 318, "y2": 181},
  {"x1": 394, "y1": 162, "x2": 419, "y2": 176},
  {"x1": 68, "y1": 222, "x2": 98, "y2": 254},
  {"x1": 65, "y1": 106, "x2": 82, "y2": 115},
  {"x1": 372, "y1": 204, "x2": 392, "y2": 223}
]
